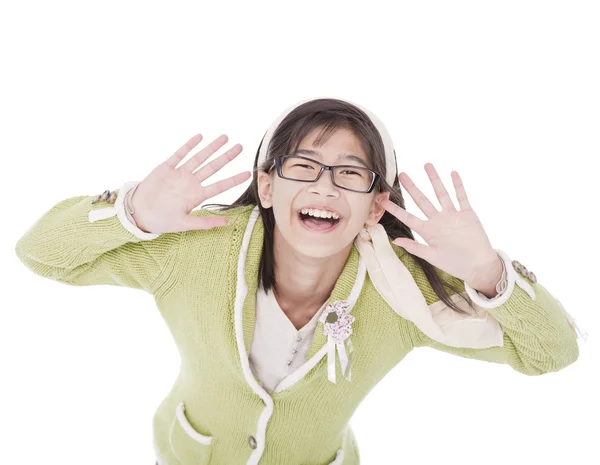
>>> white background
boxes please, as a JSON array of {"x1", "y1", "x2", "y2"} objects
[{"x1": 2, "y1": 1, "x2": 598, "y2": 464}]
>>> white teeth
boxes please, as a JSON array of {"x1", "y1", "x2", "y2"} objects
[{"x1": 300, "y1": 208, "x2": 340, "y2": 220}]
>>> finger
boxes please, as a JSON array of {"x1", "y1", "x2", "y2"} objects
[
  {"x1": 398, "y1": 171, "x2": 439, "y2": 218},
  {"x1": 392, "y1": 237, "x2": 435, "y2": 263},
  {"x1": 165, "y1": 133, "x2": 204, "y2": 168},
  {"x1": 180, "y1": 134, "x2": 229, "y2": 173},
  {"x1": 380, "y1": 198, "x2": 425, "y2": 233},
  {"x1": 424, "y1": 162, "x2": 456, "y2": 211},
  {"x1": 450, "y1": 170, "x2": 472, "y2": 210},
  {"x1": 193, "y1": 143, "x2": 244, "y2": 181},
  {"x1": 199, "y1": 171, "x2": 252, "y2": 200}
]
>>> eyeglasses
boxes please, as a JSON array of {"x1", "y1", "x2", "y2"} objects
[{"x1": 271, "y1": 155, "x2": 380, "y2": 193}]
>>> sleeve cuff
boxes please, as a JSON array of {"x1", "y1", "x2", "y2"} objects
[
  {"x1": 464, "y1": 249, "x2": 536, "y2": 309},
  {"x1": 88, "y1": 181, "x2": 161, "y2": 241},
  {"x1": 464, "y1": 249, "x2": 588, "y2": 342}
]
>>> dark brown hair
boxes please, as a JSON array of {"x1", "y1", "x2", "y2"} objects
[{"x1": 203, "y1": 98, "x2": 475, "y2": 315}]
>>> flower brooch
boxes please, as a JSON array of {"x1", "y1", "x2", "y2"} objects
[{"x1": 319, "y1": 299, "x2": 355, "y2": 384}]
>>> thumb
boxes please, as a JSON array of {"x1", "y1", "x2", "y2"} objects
[{"x1": 393, "y1": 238, "x2": 428, "y2": 261}]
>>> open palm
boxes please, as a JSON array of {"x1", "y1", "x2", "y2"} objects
[{"x1": 379, "y1": 163, "x2": 498, "y2": 284}]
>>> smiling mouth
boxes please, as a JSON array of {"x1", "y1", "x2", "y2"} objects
[{"x1": 297, "y1": 211, "x2": 341, "y2": 230}]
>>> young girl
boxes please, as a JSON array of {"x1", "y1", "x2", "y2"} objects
[{"x1": 15, "y1": 97, "x2": 585, "y2": 465}]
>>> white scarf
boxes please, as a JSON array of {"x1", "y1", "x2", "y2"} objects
[{"x1": 257, "y1": 96, "x2": 586, "y2": 354}]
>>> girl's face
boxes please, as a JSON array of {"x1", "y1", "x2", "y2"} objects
[{"x1": 258, "y1": 126, "x2": 389, "y2": 258}]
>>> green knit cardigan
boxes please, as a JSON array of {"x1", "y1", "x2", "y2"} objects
[{"x1": 14, "y1": 189, "x2": 580, "y2": 465}]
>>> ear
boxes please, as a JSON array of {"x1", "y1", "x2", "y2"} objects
[
  {"x1": 257, "y1": 170, "x2": 274, "y2": 209},
  {"x1": 365, "y1": 192, "x2": 390, "y2": 226}
]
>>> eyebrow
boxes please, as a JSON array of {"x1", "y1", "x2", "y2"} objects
[{"x1": 293, "y1": 149, "x2": 370, "y2": 169}]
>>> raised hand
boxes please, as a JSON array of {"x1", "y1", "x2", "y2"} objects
[
  {"x1": 129, "y1": 133, "x2": 251, "y2": 234},
  {"x1": 379, "y1": 162, "x2": 500, "y2": 286}
]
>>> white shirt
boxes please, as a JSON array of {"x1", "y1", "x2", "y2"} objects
[{"x1": 248, "y1": 288, "x2": 329, "y2": 393}]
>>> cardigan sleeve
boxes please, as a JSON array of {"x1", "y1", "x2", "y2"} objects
[
  {"x1": 399, "y1": 249, "x2": 582, "y2": 376},
  {"x1": 14, "y1": 182, "x2": 182, "y2": 295}
]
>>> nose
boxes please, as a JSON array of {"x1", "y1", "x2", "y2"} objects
[{"x1": 308, "y1": 168, "x2": 339, "y2": 196}]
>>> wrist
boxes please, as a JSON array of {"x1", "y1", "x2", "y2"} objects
[
  {"x1": 123, "y1": 184, "x2": 152, "y2": 234},
  {"x1": 467, "y1": 252, "x2": 505, "y2": 298}
]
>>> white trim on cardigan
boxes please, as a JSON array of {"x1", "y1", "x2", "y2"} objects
[
  {"x1": 87, "y1": 180, "x2": 161, "y2": 240},
  {"x1": 234, "y1": 206, "x2": 274, "y2": 465},
  {"x1": 234, "y1": 206, "x2": 350, "y2": 465},
  {"x1": 175, "y1": 402, "x2": 213, "y2": 445},
  {"x1": 272, "y1": 257, "x2": 366, "y2": 393},
  {"x1": 464, "y1": 248, "x2": 536, "y2": 308}
]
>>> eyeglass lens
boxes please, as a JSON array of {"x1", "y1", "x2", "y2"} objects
[{"x1": 281, "y1": 156, "x2": 373, "y2": 192}]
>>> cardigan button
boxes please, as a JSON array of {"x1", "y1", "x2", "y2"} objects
[
  {"x1": 528, "y1": 271, "x2": 537, "y2": 283},
  {"x1": 248, "y1": 435, "x2": 257, "y2": 449},
  {"x1": 91, "y1": 189, "x2": 117, "y2": 204},
  {"x1": 512, "y1": 262, "x2": 523, "y2": 274},
  {"x1": 512, "y1": 260, "x2": 536, "y2": 283}
]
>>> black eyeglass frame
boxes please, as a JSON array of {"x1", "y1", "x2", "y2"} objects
[{"x1": 271, "y1": 154, "x2": 381, "y2": 194}]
